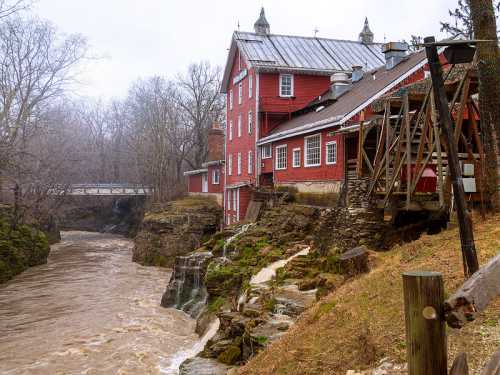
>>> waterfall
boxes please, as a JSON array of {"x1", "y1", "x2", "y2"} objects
[
  {"x1": 222, "y1": 223, "x2": 255, "y2": 258},
  {"x1": 161, "y1": 252, "x2": 213, "y2": 319},
  {"x1": 250, "y1": 247, "x2": 310, "y2": 285},
  {"x1": 162, "y1": 318, "x2": 221, "y2": 375}
]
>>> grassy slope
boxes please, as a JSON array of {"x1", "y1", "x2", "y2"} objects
[{"x1": 239, "y1": 214, "x2": 500, "y2": 375}]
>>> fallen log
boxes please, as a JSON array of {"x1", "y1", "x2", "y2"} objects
[
  {"x1": 444, "y1": 253, "x2": 500, "y2": 328},
  {"x1": 481, "y1": 349, "x2": 500, "y2": 375}
]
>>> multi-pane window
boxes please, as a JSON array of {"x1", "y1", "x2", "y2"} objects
[
  {"x1": 232, "y1": 190, "x2": 237, "y2": 213},
  {"x1": 237, "y1": 114, "x2": 242, "y2": 137},
  {"x1": 237, "y1": 152, "x2": 242, "y2": 175},
  {"x1": 229, "y1": 120, "x2": 233, "y2": 141},
  {"x1": 326, "y1": 141, "x2": 337, "y2": 165},
  {"x1": 261, "y1": 144, "x2": 272, "y2": 159},
  {"x1": 228, "y1": 154, "x2": 233, "y2": 175},
  {"x1": 275, "y1": 145, "x2": 287, "y2": 170},
  {"x1": 227, "y1": 190, "x2": 231, "y2": 210},
  {"x1": 279, "y1": 74, "x2": 293, "y2": 97},
  {"x1": 292, "y1": 148, "x2": 301, "y2": 168},
  {"x1": 238, "y1": 83, "x2": 242, "y2": 105},
  {"x1": 305, "y1": 134, "x2": 321, "y2": 167},
  {"x1": 249, "y1": 75, "x2": 253, "y2": 98},
  {"x1": 248, "y1": 150, "x2": 253, "y2": 174},
  {"x1": 248, "y1": 111, "x2": 253, "y2": 134},
  {"x1": 212, "y1": 169, "x2": 220, "y2": 184},
  {"x1": 229, "y1": 90, "x2": 233, "y2": 110}
]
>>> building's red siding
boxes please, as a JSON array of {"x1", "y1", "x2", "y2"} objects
[
  {"x1": 226, "y1": 49, "x2": 257, "y2": 188},
  {"x1": 187, "y1": 174, "x2": 203, "y2": 193},
  {"x1": 273, "y1": 130, "x2": 344, "y2": 183},
  {"x1": 207, "y1": 165, "x2": 224, "y2": 194}
]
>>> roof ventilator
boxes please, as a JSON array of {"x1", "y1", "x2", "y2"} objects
[
  {"x1": 382, "y1": 42, "x2": 409, "y2": 70},
  {"x1": 330, "y1": 72, "x2": 352, "y2": 99},
  {"x1": 351, "y1": 65, "x2": 364, "y2": 83}
]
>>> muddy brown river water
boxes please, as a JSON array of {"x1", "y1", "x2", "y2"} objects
[{"x1": 0, "y1": 231, "x2": 201, "y2": 375}]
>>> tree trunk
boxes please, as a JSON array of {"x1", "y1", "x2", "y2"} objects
[{"x1": 468, "y1": 0, "x2": 500, "y2": 210}]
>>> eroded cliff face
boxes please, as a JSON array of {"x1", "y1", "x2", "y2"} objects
[{"x1": 132, "y1": 197, "x2": 222, "y2": 267}]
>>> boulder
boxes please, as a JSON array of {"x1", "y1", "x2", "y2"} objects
[
  {"x1": 339, "y1": 246, "x2": 369, "y2": 277},
  {"x1": 179, "y1": 357, "x2": 231, "y2": 375}
]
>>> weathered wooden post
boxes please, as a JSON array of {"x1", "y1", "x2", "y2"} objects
[
  {"x1": 403, "y1": 271, "x2": 447, "y2": 375},
  {"x1": 424, "y1": 36, "x2": 479, "y2": 277}
]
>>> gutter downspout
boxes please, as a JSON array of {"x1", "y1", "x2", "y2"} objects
[{"x1": 255, "y1": 72, "x2": 260, "y2": 188}]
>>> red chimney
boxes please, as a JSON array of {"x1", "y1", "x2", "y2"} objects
[{"x1": 207, "y1": 122, "x2": 224, "y2": 161}]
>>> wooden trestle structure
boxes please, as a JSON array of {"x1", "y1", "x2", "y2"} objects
[{"x1": 347, "y1": 61, "x2": 486, "y2": 214}]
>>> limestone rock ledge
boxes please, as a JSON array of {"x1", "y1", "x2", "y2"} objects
[{"x1": 133, "y1": 197, "x2": 222, "y2": 267}]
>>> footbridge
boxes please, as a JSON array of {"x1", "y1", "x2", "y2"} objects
[{"x1": 55, "y1": 184, "x2": 152, "y2": 196}]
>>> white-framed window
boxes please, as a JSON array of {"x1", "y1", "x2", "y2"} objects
[
  {"x1": 227, "y1": 190, "x2": 231, "y2": 210},
  {"x1": 228, "y1": 154, "x2": 233, "y2": 176},
  {"x1": 237, "y1": 152, "x2": 241, "y2": 175},
  {"x1": 237, "y1": 114, "x2": 242, "y2": 137},
  {"x1": 248, "y1": 150, "x2": 253, "y2": 174},
  {"x1": 212, "y1": 169, "x2": 220, "y2": 184},
  {"x1": 261, "y1": 144, "x2": 272, "y2": 159},
  {"x1": 248, "y1": 111, "x2": 253, "y2": 134},
  {"x1": 326, "y1": 141, "x2": 337, "y2": 165},
  {"x1": 229, "y1": 120, "x2": 233, "y2": 141},
  {"x1": 279, "y1": 74, "x2": 293, "y2": 97},
  {"x1": 292, "y1": 148, "x2": 301, "y2": 168},
  {"x1": 275, "y1": 145, "x2": 287, "y2": 170},
  {"x1": 232, "y1": 190, "x2": 237, "y2": 211},
  {"x1": 249, "y1": 75, "x2": 253, "y2": 98},
  {"x1": 304, "y1": 133, "x2": 321, "y2": 167},
  {"x1": 229, "y1": 89, "x2": 233, "y2": 110},
  {"x1": 238, "y1": 82, "x2": 242, "y2": 105}
]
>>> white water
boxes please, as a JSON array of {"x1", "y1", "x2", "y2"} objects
[
  {"x1": 250, "y1": 247, "x2": 310, "y2": 285},
  {"x1": 222, "y1": 223, "x2": 255, "y2": 258},
  {"x1": 162, "y1": 318, "x2": 221, "y2": 374}
]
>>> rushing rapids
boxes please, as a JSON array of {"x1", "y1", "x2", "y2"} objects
[{"x1": 0, "y1": 231, "x2": 205, "y2": 374}]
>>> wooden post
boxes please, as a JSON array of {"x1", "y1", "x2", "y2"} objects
[
  {"x1": 403, "y1": 271, "x2": 447, "y2": 375},
  {"x1": 424, "y1": 36, "x2": 479, "y2": 277},
  {"x1": 405, "y1": 91, "x2": 411, "y2": 208}
]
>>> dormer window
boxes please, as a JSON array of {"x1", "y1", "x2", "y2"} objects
[{"x1": 279, "y1": 74, "x2": 293, "y2": 97}]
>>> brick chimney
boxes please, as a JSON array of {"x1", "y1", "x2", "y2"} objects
[{"x1": 207, "y1": 122, "x2": 224, "y2": 161}]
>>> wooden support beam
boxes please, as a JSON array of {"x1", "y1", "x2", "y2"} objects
[
  {"x1": 405, "y1": 91, "x2": 411, "y2": 208},
  {"x1": 453, "y1": 76, "x2": 471, "y2": 147},
  {"x1": 403, "y1": 271, "x2": 447, "y2": 375},
  {"x1": 425, "y1": 36, "x2": 479, "y2": 278},
  {"x1": 357, "y1": 120, "x2": 365, "y2": 178},
  {"x1": 450, "y1": 353, "x2": 469, "y2": 375},
  {"x1": 444, "y1": 253, "x2": 500, "y2": 328},
  {"x1": 386, "y1": 101, "x2": 391, "y2": 193}
]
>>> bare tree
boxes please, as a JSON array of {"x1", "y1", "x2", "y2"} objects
[
  {"x1": 440, "y1": 0, "x2": 499, "y2": 38},
  {"x1": 0, "y1": 0, "x2": 31, "y2": 19},
  {"x1": 175, "y1": 62, "x2": 225, "y2": 169}
]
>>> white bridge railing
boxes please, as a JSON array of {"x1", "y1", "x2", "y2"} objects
[{"x1": 52, "y1": 183, "x2": 153, "y2": 196}]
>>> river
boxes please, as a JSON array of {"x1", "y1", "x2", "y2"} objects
[{"x1": 0, "y1": 231, "x2": 202, "y2": 375}]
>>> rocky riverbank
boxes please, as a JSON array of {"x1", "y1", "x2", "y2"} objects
[
  {"x1": 133, "y1": 197, "x2": 222, "y2": 267},
  {"x1": 0, "y1": 205, "x2": 50, "y2": 283},
  {"x1": 159, "y1": 203, "x2": 372, "y2": 373}
]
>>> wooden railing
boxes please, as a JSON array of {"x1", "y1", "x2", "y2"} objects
[{"x1": 402, "y1": 253, "x2": 500, "y2": 374}]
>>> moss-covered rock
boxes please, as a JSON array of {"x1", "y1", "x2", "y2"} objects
[
  {"x1": 217, "y1": 345, "x2": 241, "y2": 365},
  {"x1": 0, "y1": 215, "x2": 50, "y2": 283},
  {"x1": 133, "y1": 197, "x2": 222, "y2": 267}
]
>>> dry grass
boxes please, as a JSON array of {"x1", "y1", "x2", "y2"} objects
[{"x1": 239, "y1": 214, "x2": 500, "y2": 375}]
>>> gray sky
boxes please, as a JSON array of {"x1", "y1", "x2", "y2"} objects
[{"x1": 34, "y1": 0, "x2": 459, "y2": 99}]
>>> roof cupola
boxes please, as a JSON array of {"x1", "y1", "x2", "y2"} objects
[
  {"x1": 254, "y1": 7, "x2": 270, "y2": 35},
  {"x1": 359, "y1": 17, "x2": 374, "y2": 44}
]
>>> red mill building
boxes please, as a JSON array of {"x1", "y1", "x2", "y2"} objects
[
  {"x1": 219, "y1": 9, "x2": 431, "y2": 224},
  {"x1": 184, "y1": 122, "x2": 225, "y2": 205}
]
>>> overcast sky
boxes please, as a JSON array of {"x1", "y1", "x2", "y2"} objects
[{"x1": 34, "y1": 0, "x2": 459, "y2": 100}]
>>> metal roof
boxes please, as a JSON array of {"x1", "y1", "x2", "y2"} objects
[
  {"x1": 222, "y1": 31, "x2": 386, "y2": 92},
  {"x1": 257, "y1": 50, "x2": 428, "y2": 145}
]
